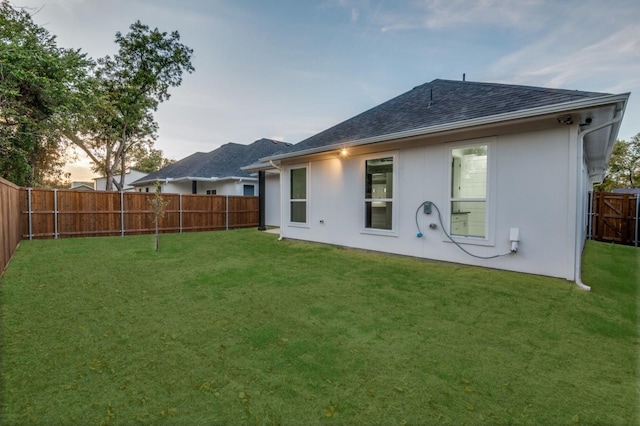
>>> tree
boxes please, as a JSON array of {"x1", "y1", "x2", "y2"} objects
[
  {"x1": 130, "y1": 146, "x2": 175, "y2": 173},
  {"x1": 67, "y1": 21, "x2": 194, "y2": 191},
  {"x1": 148, "y1": 181, "x2": 170, "y2": 251},
  {"x1": 41, "y1": 173, "x2": 71, "y2": 189},
  {"x1": 0, "y1": 1, "x2": 91, "y2": 186},
  {"x1": 597, "y1": 133, "x2": 640, "y2": 191}
]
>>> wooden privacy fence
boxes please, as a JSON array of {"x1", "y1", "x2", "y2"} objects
[
  {"x1": 20, "y1": 189, "x2": 259, "y2": 239},
  {"x1": 1, "y1": 177, "x2": 22, "y2": 276},
  {"x1": 588, "y1": 191, "x2": 639, "y2": 247}
]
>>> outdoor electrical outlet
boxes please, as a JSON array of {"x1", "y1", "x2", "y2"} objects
[{"x1": 423, "y1": 202, "x2": 432, "y2": 214}]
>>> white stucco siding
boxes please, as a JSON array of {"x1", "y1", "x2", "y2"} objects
[
  {"x1": 282, "y1": 127, "x2": 579, "y2": 280},
  {"x1": 265, "y1": 173, "x2": 281, "y2": 227},
  {"x1": 94, "y1": 170, "x2": 148, "y2": 191},
  {"x1": 164, "y1": 182, "x2": 191, "y2": 194},
  {"x1": 490, "y1": 128, "x2": 575, "y2": 279},
  {"x1": 134, "y1": 179, "x2": 258, "y2": 196}
]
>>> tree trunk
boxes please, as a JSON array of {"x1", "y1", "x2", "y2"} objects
[
  {"x1": 155, "y1": 220, "x2": 159, "y2": 251},
  {"x1": 114, "y1": 124, "x2": 128, "y2": 192},
  {"x1": 105, "y1": 139, "x2": 113, "y2": 191},
  {"x1": 119, "y1": 151, "x2": 126, "y2": 191}
]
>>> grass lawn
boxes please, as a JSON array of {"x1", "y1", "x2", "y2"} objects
[{"x1": 1, "y1": 230, "x2": 637, "y2": 425}]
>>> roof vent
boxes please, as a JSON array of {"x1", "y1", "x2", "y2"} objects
[{"x1": 428, "y1": 88, "x2": 434, "y2": 108}]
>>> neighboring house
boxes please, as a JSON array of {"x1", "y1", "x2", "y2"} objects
[
  {"x1": 94, "y1": 169, "x2": 148, "y2": 191},
  {"x1": 132, "y1": 138, "x2": 291, "y2": 226},
  {"x1": 246, "y1": 79, "x2": 629, "y2": 288}
]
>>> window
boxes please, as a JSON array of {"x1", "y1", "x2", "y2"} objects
[
  {"x1": 450, "y1": 144, "x2": 487, "y2": 238},
  {"x1": 365, "y1": 157, "x2": 393, "y2": 230},
  {"x1": 290, "y1": 167, "x2": 307, "y2": 223},
  {"x1": 243, "y1": 184, "x2": 255, "y2": 196},
  {"x1": 206, "y1": 189, "x2": 217, "y2": 195}
]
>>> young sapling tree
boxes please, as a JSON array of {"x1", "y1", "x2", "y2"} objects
[{"x1": 148, "y1": 181, "x2": 171, "y2": 251}]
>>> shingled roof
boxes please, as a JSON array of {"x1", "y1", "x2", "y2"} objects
[
  {"x1": 134, "y1": 138, "x2": 291, "y2": 184},
  {"x1": 270, "y1": 79, "x2": 613, "y2": 157}
]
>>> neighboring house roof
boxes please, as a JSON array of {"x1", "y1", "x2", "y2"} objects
[
  {"x1": 256, "y1": 79, "x2": 626, "y2": 164},
  {"x1": 133, "y1": 138, "x2": 291, "y2": 185},
  {"x1": 70, "y1": 182, "x2": 94, "y2": 191},
  {"x1": 611, "y1": 188, "x2": 640, "y2": 194}
]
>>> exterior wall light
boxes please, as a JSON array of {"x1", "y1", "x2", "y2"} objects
[{"x1": 557, "y1": 115, "x2": 573, "y2": 125}]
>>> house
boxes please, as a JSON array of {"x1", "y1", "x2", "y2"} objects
[
  {"x1": 94, "y1": 169, "x2": 148, "y2": 191},
  {"x1": 132, "y1": 138, "x2": 291, "y2": 226},
  {"x1": 246, "y1": 79, "x2": 629, "y2": 288}
]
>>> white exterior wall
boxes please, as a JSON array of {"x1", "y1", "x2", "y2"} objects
[
  {"x1": 265, "y1": 173, "x2": 281, "y2": 227},
  {"x1": 280, "y1": 127, "x2": 579, "y2": 280},
  {"x1": 94, "y1": 170, "x2": 148, "y2": 191},
  {"x1": 135, "y1": 179, "x2": 258, "y2": 196}
]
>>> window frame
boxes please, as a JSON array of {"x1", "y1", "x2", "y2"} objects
[
  {"x1": 242, "y1": 184, "x2": 255, "y2": 196},
  {"x1": 445, "y1": 138, "x2": 496, "y2": 246},
  {"x1": 361, "y1": 152, "x2": 398, "y2": 236},
  {"x1": 288, "y1": 164, "x2": 309, "y2": 227}
]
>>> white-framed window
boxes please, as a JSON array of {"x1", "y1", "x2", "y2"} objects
[
  {"x1": 364, "y1": 154, "x2": 396, "y2": 232},
  {"x1": 206, "y1": 189, "x2": 217, "y2": 195},
  {"x1": 289, "y1": 166, "x2": 307, "y2": 224},
  {"x1": 243, "y1": 184, "x2": 255, "y2": 196},
  {"x1": 448, "y1": 138, "x2": 495, "y2": 243}
]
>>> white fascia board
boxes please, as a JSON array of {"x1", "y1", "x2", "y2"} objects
[
  {"x1": 241, "y1": 162, "x2": 278, "y2": 172},
  {"x1": 169, "y1": 176, "x2": 216, "y2": 183},
  {"x1": 262, "y1": 93, "x2": 630, "y2": 163},
  {"x1": 136, "y1": 176, "x2": 258, "y2": 185},
  {"x1": 131, "y1": 178, "x2": 165, "y2": 186},
  {"x1": 213, "y1": 176, "x2": 258, "y2": 182}
]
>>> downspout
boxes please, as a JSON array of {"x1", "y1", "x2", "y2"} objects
[
  {"x1": 269, "y1": 160, "x2": 284, "y2": 241},
  {"x1": 258, "y1": 171, "x2": 266, "y2": 231},
  {"x1": 574, "y1": 110, "x2": 623, "y2": 291}
]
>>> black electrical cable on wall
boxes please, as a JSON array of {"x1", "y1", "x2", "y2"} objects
[{"x1": 415, "y1": 201, "x2": 513, "y2": 260}]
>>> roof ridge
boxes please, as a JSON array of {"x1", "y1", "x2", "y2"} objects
[{"x1": 430, "y1": 78, "x2": 611, "y2": 97}]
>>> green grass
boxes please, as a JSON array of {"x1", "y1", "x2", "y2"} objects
[{"x1": 1, "y1": 231, "x2": 638, "y2": 425}]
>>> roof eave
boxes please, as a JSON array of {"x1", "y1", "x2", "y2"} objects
[
  {"x1": 261, "y1": 93, "x2": 631, "y2": 163},
  {"x1": 132, "y1": 176, "x2": 257, "y2": 185},
  {"x1": 583, "y1": 97, "x2": 629, "y2": 183}
]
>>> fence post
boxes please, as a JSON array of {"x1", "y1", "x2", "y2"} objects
[
  {"x1": 587, "y1": 191, "x2": 593, "y2": 239},
  {"x1": 27, "y1": 187, "x2": 32, "y2": 240},
  {"x1": 54, "y1": 189, "x2": 58, "y2": 239},
  {"x1": 120, "y1": 191, "x2": 125, "y2": 237},
  {"x1": 635, "y1": 195, "x2": 639, "y2": 247},
  {"x1": 179, "y1": 193, "x2": 183, "y2": 234},
  {"x1": 226, "y1": 195, "x2": 229, "y2": 231}
]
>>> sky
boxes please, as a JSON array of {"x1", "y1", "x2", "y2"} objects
[{"x1": 15, "y1": 0, "x2": 640, "y2": 180}]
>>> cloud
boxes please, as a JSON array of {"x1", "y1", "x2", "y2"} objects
[
  {"x1": 375, "y1": 0, "x2": 548, "y2": 33},
  {"x1": 491, "y1": 24, "x2": 640, "y2": 90},
  {"x1": 351, "y1": 7, "x2": 359, "y2": 21}
]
